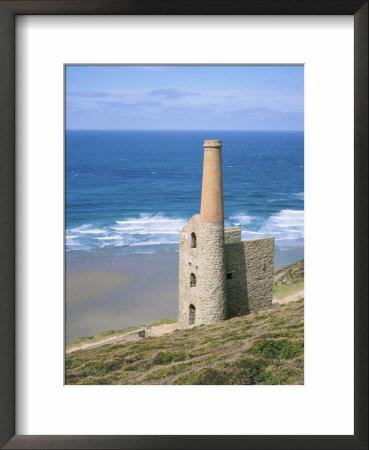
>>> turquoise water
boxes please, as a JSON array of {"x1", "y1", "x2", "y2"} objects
[{"x1": 66, "y1": 130, "x2": 304, "y2": 256}]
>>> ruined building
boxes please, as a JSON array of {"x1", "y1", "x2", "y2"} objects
[{"x1": 178, "y1": 139, "x2": 274, "y2": 329}]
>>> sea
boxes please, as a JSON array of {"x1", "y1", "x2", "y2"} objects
[{"x1": 66, "y1": 130, "x2": 304, "y2": 262}]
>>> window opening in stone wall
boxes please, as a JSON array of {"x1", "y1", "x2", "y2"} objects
[
  {"x1": 226, "y1": 272, "x2": 233, "y2": 280},
  {"x1": 190, "y1": 273, "x2": 196, "y2": 287},
  {"x1": 189, "y1": 304, "x2": 196, "y2": 325},
  {"x1": 191, "y1": 232, "x2": 197, "y2": 248}
]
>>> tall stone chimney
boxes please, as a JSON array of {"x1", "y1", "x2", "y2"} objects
[
  {"x1": 200, "y1": 139, "x2": 224, "y2": 223},
  {"x1": 178, "y1": 137, "x2": 275, "y2": 330},
  {"x1": 178, "y1": 139, "x2": 227, "y2": 329}
]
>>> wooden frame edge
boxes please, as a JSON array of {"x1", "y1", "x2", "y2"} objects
[{"x1": 0, "y1": 1, "x2": 367, "y2": 449}]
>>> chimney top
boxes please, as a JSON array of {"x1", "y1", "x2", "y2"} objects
[
  {"x1": 200, "y1": 139, "x2": 224, "y2": 223},
  {"x1": 203, "y1": 139, "x2": 222, "y2": 148}
]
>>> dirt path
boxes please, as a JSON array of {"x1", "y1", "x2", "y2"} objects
[
  {"x1": 66, "y1": 322, "x2": 178, "y2": 354},
  {"x1": 146, "y1": 322, "x2": 178, "y2": 337},
  {"x1": 272, "y1": 289, "x2": 304, "y2": 305},
  {"x1": 67, "y1": 292, "x2": 303, "y2": 354}
]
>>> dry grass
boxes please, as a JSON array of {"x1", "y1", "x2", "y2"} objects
[
  {"x1": 273, "y1": 280, "x2": 304, "y2": 299},
  {"x1": 66, "y1": 260, "x2": 304, "y2": 385},
  {"x1": 66, "y1": 299, "x2": 304, "y2": 385},
  {"x1": 65, "y1": 326, "x2": 144, "y2": 351}
]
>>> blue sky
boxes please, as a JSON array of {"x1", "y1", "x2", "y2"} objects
[{"x1": 66, "y1": 65, "x2": 304, "y2": 130}]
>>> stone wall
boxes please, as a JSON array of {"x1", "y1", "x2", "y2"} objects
[
  {"x1": 178, "y1": 217, "x2": 198, "y2": 329},
  {"x1": 224, "y1": 227, "x2": 242, "y2": 244},
  {"x1": 179, "y1": 216, "x2": 274, "y2": 329},
  {"x1": 225, "y1": 237, "x2": 274, "y2": 317},
  {"x1": 224, "y1": 240, "x2": 249, "y2": 318},
  {"x1": 178, "y1": 215, "x2": 227, "y2": 329}
]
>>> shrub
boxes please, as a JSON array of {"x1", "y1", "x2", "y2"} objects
[
  {"x1": 250, "y1": 339, "x2": 303, "y2": 359},
  {"x1": 257, "y1": 365, "x2": 304, "y2": 385},
  {"x1": 78, "y1": 359, "x2": 120, "y2": 376},
  {"x1": 174, "y1": 368, "x2": 242, "y2": 385},
  {"x1": 152, "y1": 351, "x2": 186, "y2": 365}
]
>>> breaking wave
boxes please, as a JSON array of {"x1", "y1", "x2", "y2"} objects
[
  {"x1": 229, "y1": 213, "x2": 254, "y2": 226},
  {"x1": 66, "y1": 213, "x2": 187, "y2": 253},
  {"x1": 66, "y1": 209, "x2": 304, "y2": 254},
  {"x1": 241, "y1": 209, "x2": 304, "y2": 248}
]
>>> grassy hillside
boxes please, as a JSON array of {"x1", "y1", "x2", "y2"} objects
[
  {"x1": 273, "y1": 259, "x2": 304, "y2": 300},
  {"x1": 274, "y1": 259, "x2": 304, "y2": 286},
  {"x1": 66, "y1": 300, "x2": 304, "y2": 385},
  {"x1": 66, "y1": 260, "x2": 304, "y2": 385}
]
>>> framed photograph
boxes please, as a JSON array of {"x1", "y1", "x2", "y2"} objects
[
  {"x1": 64, "y1": 64, "x2": 305, "y2": 386},
  {"x1": 0, "y1": 1, "x2": 367, "y2": 449}
]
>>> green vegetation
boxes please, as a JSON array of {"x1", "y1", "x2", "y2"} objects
[
  {"x1": 250, "y1": 339, "x2": 303, "y2": 359},
  {"x1": 272, "y1": 280, "x2": 304, "y2": 300},
  {"x1": 147, "y1": 317, "x2": 177, "y2": 328},
  {"x1": 66, "y1": 260, "x2": 304, "y2": 385},
  {"x1": 67, "y1": 318, "x2": 177, "y2": 350},
  {"x1": 152, "y1": 351, "x2": 186, "y2": 365},
  {"x1": 273, "y1": 259, "x2": 304, "y2": 286},
  {"x1": 66, "y1": 326, "x2": 144, "y2": 350},
  {"x1": 174, "y1": 368, "x2": 241, "y2": 385},
  {"x1": 66, "y1": 299, "x2": 304, "y2": 385}
]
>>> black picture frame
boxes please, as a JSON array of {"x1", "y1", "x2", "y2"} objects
[{"x1": 0, "y1": 1, "x2": 367, "y2": 449}]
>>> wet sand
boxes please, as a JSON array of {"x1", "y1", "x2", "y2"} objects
[
  {"x1": 66, "y1": 271, "x2": 133, "y2": 306},
  {"x1": 66, "y1": 252, "x2": 179, "y2": 341},
  {"x1": 66, "y1": 248, "x2": 303, "y2": 342}
]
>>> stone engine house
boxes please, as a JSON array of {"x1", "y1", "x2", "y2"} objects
[{"x1": 178, "y1": 139, "x2": 274, "y2": 329}]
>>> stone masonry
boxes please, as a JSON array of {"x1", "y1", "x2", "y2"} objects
[{"x1": 178, "y1": 139, "x2": 274, "y2": 329}]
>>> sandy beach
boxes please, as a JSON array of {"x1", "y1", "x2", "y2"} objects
[
  {"x1": 66, "y1": 247, "x2": 303, "y2": 342},
  {"x1": 66, "y1": 252, "x2": 179, "y2": 341}
]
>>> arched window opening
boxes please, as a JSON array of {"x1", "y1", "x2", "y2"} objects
[
  {"x1": 190, "y1": 273, "x2": 196, "y2": 287},
  {"x1": 189, "y1": 304, "x2": 196, "y2": 325},
  {"x1": 191, "y1": 232, "x2": 197, "y2": 248}
]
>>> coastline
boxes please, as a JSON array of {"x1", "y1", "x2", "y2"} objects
[
  {"x1": 66, "y1": 252, "x2": 179, "y2": 341},
  {"x1": 66, "y1": 247, "x2": 303, "y2": 342}
]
